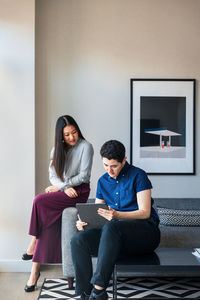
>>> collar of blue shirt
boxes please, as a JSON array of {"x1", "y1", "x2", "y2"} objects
[{"x1": 108, "y1": 161, "x2": 131, "y2": 181}]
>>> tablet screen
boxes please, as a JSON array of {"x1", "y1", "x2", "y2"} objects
[{"x1": 76, "y1": 203, "x2": 109, "y2": 229}]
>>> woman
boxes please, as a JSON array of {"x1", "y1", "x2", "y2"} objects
[{"x1": 23, "y1": 115, "x2": 94, "y2": 292}]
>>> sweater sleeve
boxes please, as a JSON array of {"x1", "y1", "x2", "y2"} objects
[{"x1": 63, "y1": 142, "x2": 94, "y2": 189}]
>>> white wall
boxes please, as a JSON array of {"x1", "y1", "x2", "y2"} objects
[
  {"x1": 35, "y1": 0, "x2": 200, "y2": 199},
  {"x1": 0, "y1": 0, "x2": 35, "y2": 271}
]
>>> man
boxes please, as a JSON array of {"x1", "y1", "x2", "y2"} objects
[{"x1": 71, "y1": 140, "x2": 160, "y2": 300}]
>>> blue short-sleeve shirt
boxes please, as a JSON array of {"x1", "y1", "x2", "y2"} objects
[{"x1": 96, "y1": 161, "x2": 159, "y2": 223}]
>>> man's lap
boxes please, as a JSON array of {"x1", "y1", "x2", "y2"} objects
[{"x1": 73, "y1": 219, "x2": 160, "y2": 255}]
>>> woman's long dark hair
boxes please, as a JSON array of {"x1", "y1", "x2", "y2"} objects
[{"x1": 52, "y1": 115, "x2": 85, "y2": 181}]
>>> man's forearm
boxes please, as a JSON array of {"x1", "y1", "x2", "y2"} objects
[{"x1": 115, "y1": 209, "x2": 150, "y2": 220}]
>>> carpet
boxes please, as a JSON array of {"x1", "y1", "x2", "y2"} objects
[{"x1": 38, "y1": 277, "x2": 200, "y2": 299}]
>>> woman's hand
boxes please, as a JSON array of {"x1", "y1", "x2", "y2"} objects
[
  {"x1": 45, "y1": 185, "x2": 59, "y2": 193},
  {"x1": 64, "y1": 187, "x2": 78, "y2": 198},
  {"x1": 76, "y1": 220, "x2": 88, "y2": 231},
  {"x1": 98, "y1": 206, "x2": 118, "y2": 221}
]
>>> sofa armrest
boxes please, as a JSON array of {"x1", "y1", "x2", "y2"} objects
[{"x1": 62, "y1": 207, "x2": 78, "y2": 277}]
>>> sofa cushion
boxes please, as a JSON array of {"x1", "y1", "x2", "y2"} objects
[
  {"x1": 159, "y1": 225, "x2": 200, "y2": 247},
  {"x1": 157, "y1": 207, "x2": 200, "y2": 226}
]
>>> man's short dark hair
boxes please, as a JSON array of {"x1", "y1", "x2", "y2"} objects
[{"x1": 100, "y1": 140, "x2": 125, "y2": 163}]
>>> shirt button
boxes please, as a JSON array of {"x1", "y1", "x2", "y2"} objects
[
  {"x1": 116, "y1": 192, "x2": 119, "y2": 195},
  {"x1": 116, "y1": 181, "x2": 119, "y2": 183},
  {"x1": 115, "y1": 203, "x2": 117, "y2": 206}
]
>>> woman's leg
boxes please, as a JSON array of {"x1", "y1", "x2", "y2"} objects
[
  {"x1": 26, "y1": 236, "x2": 36, "y2": 255},
  {"x1": 28, "y1": 183, "x2": 90, "y2": 263},
  {"x1": 26, "y1": 262, "x2": 41, "y2": 286}
]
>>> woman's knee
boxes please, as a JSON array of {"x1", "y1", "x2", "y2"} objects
[{"x1": 33, "y1": 193, "x2": 46, "y2": 205}]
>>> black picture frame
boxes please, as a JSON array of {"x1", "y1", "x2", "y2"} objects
[{"x1": 130, "y1": 78, "x2": 195, "y2": 175}]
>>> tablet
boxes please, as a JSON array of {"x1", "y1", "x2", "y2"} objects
[{"x1": 76, "y1": 203, "x2": 109, "y2": 229}]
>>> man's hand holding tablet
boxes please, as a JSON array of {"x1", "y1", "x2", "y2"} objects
[{"x1": 76, "y1": 203, "x2": 109, "y2": 230}]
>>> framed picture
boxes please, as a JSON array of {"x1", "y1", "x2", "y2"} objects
[{"x1": 130, "y1": 78, "x2": 195, "y2": 175}]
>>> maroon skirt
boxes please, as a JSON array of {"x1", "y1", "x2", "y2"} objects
[{"x1": 28, "y1": 183, "x2": 90, "y2": 263}]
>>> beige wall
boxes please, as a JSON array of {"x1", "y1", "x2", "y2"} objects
[
  {"x1": 0, "y1": 0, "x2": 199, "y2": 273},
  {"x1": 36, "y1": 0, "x2": 200, "y2": 199},
  {"x1": 0, "y1": 0, "x2": 35, "y2": 271}
]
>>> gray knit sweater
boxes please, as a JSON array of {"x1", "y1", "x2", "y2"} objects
[{"x1": 49, "y1": 138, "x2": 94, "y2": 190}]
